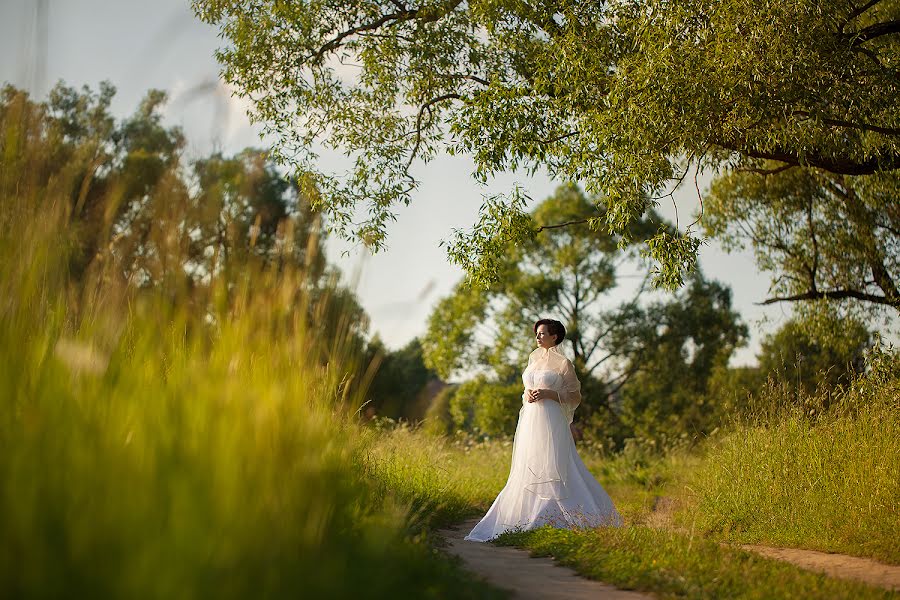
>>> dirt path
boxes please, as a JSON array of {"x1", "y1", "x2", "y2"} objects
[
  {"x1": 738, "y1": 544, "x2": 900, "y2": 592},
  {"x1": 438, "y1": 518, "x2": 651, "y2": 600},
  {"x1": 648, "y1": 495, "x2": 899, "y2": 592}
]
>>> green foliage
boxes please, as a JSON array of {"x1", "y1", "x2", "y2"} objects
[
  {"x1": 366, "y1": 426, "x2": 512, "y2": 527},
  {"x1": 443, "y1": 186, "x2": 536, "y2": 289},
  {"x1": 423, "y1": 184, "x2": 657, "y2": 383},
  {"x1": 1, "y1": 82, "x2": 374, "y2": 369},
  {"x1": 422, "y1": 384, "x2": 457, "y2": 437},
  {"x1": 756, "y1": 311, "x2": 872, "y2": 401},
  {"x1": 421, "y1": 283, "x2": 490, "y2": 380},
  {"x1": 617, "y1": 274, "x2": 749, "y2": 447},
  {"x1": 0, "y1": 125, "x2": 502, "y2": 599},
  {"x1": 448, "y1": 377, "x2": 523, "y2": 437},
  {"x1": 196, "y1": 0, "x2": 900, "y2": 293},
  {"x1": 644, "y1": 229, "x2": 705, "y2": 290},
  {"x1": 494, "y1": 527, "x2": 893, "y2": 600},
  {"x1": 365, "y1": 337, "x2": 439, "y2": 420},
  {"x1": 425, "y1": 186, "x2": 746, "y2": 445},
  {"x1": 705, "y1": 164, "x2": 900, "y2": 314},
  {"x1": 703, "y1": 363, "x2": 765, "y2": 416}
]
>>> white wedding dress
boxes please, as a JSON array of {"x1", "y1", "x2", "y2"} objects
[{"x1": 465, "y1": 345, "x2": 622, "y2": 542}]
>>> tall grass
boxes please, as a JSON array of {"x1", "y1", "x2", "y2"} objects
[
  {"x1": 365, "y1": 426, "x2": 512, "y2": 528},
  {"x1": 689, "y1": 347, "x2": 900, "y2": 563},
  {"x1": 0, "y1": 95, "x2": 502, "y2": 598}
]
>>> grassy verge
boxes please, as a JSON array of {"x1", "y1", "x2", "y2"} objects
[
  {"x1": 0, "y1": 133, "x2": 505, "y2": 598},
  {"x1": 687, "y1": 356, "x2": 900, "y2": 564},
  {"x1": 372, "y1": 397, "x2": 898, "y2": 597},
  {"x1": 365, "y1": 427, "x2": 510, "y2": 528},
  {"x1": 0, "y1": 297, "x2": 508, "y2": 598},
  {"x1": 494, "y1": 526, "x2": 894, "y2": 600}
]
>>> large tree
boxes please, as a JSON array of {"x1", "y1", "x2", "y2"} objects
[
  {"x1": 615, "y1": 274, "x2": 748, "y2": 445},
  {"x1": 756, "y1": 311, "x2": 872, "y2": 398},
  {"x1": 705, "y1": 164, "x2": 899, "y2": 314},
  {"x1": 195, "y1": 0, "x2": 900, "y2": 291}
]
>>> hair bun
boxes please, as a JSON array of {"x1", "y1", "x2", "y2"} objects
[{"x1": 533, "y1": 318, "x2": 566, "y2": 346}]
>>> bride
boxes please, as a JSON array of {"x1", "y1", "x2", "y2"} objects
[{"x1": 465, "y1": 319, "x2": 622, "y2": 542}]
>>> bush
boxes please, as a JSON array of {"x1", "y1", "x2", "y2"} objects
[{"x1": 449, "y1": 377, "x2": 523, "y2": 437}]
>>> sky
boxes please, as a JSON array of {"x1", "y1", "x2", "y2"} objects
[{"x1": 1, "y1": 0, "x2": 835, "y2": 366}]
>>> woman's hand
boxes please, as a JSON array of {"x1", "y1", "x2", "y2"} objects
[{"x1": 527, "y1": 388, "x2": 560, "y2": 403}]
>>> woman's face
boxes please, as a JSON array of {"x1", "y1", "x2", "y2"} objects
[{"x1": 535, "y1": 324, "x2": 557, "y2": 349}]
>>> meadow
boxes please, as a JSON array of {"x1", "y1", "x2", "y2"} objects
[
  {"x1": 3, "y1": 82, "x2": 897, "y2": 599},
  {"x1": 4, "y1": 194, "x2": 897, "y2": 600},
  {"x1": 366, "y1": 344, "x2": 899, "y2": 599},
  {"x1": 0, "y1": 93, "x2": 507, "y2": 597}
]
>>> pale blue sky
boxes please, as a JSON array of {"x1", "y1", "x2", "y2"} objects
[{"x1": 3, "y1": 0, "x2": 844, "y2": 366}]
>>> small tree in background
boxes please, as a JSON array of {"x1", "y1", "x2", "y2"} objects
[{"x1": 757, "y1": 307, "x2": 872, "y2": 402}]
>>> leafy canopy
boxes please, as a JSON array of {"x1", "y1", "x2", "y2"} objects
[
  {"x1": 705, "y1": 164, "x2": 900, "y2": 315},
  {"x1": 195, "y1": 0, "x2": 900, "y2": 289}
]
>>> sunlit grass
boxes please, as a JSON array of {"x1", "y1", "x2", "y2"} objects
[
  {"x1": 365, "y1": 426, "x2": 512, "y2": 528},
  {"x1": 0, "y1": 98, "x2": 504, "y2": 598},
  {"x1": 689, "y1": 365, "x2": 900, "y2": 563},
  {"x1": 494, "y1": 526, "x2": 894, "y2": 600}
]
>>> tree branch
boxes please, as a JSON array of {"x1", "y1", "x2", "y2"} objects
[
  {"x1": 851, "y1": 20, "x2": 900, "y2": 45},
  {"x1": 604, "y1": 363, "x2": 642, "y2": 398},
  {"x1": 737, "y1": 163, "x2": 796, "y2": 176},
  {"x1": 308, "y1": 1, "x2": 463, "y2": 63},
  {"x1": 840, "y1": 0, "x2": 886, "y2": 33},
  {"x1": 433, "y1": 73, "x2": 491, "y2": 87},
  {"x1": 717, "y1": 140, "x2": 900, "y2": 175},
  {"x1": 405, "y1": 92, "x2": 462, "y2": 171},
  {"x1": 759, "y1": 289, "x2": 893, "y2": 307},
  {"x1": 539, "y1": 131, "x2": 579, "y2": 144},
  {"x1": 535, "y1": 218, "x2": 591, "y2": 232},
  {"x1": 792, "y1": 111, "x2": 900, "y2": 137}
]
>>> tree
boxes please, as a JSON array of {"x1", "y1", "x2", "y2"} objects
[
  {"x1": 615, "y1": 274, "x2": 748, "y2": 446},
  {"x1": 446, "y1": 376, "x2": 523, "y2": 437},
  {"x1": 422, "y1": 185, "x2": 659, "y2": 406},
  {"x1": 5, "y1": 83, "x2": 186, "y2": 287},
  {"x1": 421, "y1": 185, "x2": 747, "y2": 444},
  {"x1": 756, "y1": 311, "x2": 872, "y2": 398},
  {"x1": 364, "y1": 337, "x2": 439, "y2": 420},
  {"x1": 705, "y1": 164, "x2": 900, "y2": 316},
  {"x1": 195, "y1": 0, "x2": 900, "y2": 290},
  {"x1": 1, "y1": 83, "x2": 368, "y2": 363}
]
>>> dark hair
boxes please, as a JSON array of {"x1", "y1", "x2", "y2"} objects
[{"x1": 533, "y1": 319, "x2": 566, "y2": 346}]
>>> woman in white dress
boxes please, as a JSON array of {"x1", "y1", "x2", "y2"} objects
[{"x1": 465, "y1": 319, "x2": 623, "y2": 542}]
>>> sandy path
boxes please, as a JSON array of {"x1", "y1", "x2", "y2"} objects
[
  {"x1": 738, "y1": 544, "x2": 900, "y2": 592},
  {"x1": 438, "y1": 518, "x2": 651, "y2": 600},
  {"x1": 650, "y1": 495, "x2": 899, "y2": 592}
]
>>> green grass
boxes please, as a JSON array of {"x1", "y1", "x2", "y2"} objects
[
  {"x1": 494, "y1": 526, "x2": 895, "y2": 600},
  {"x1": 4, "y1": 87, "x2": 896, "y2": 597},
  {"x1": 689, "y1": 405, "x2": 900, "y2": 563},
  {"x1": 684, "y1": 354, "x2": 900, "y2": 564},
  {"x1": 372, "y1": 404, "x2": 899, "y2": 597},
  {"x1": 0, "y1": 297, "x2": 509, "y2": 598},
  {"x1": 582, "y1": 442, "x2": 699, "y2": 525},
  {"x1": 0, "y1": 120, "x2": 506, "y2": 597},
  {"x1": 365, "y1": 427, "x2": 511, "y2": 528}
]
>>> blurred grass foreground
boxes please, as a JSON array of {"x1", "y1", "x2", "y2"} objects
[{"x1": 0, "y1": 84, "x2": 499, "y2": 598}]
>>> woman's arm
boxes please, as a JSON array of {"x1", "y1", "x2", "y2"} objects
[{"x1": 557, "y1": 360, "x2": 582, "y2": 412}]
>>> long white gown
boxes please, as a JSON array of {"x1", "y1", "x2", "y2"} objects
[{"x1": 465, "y1": 345, "x2": 623, "y2": 542}]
